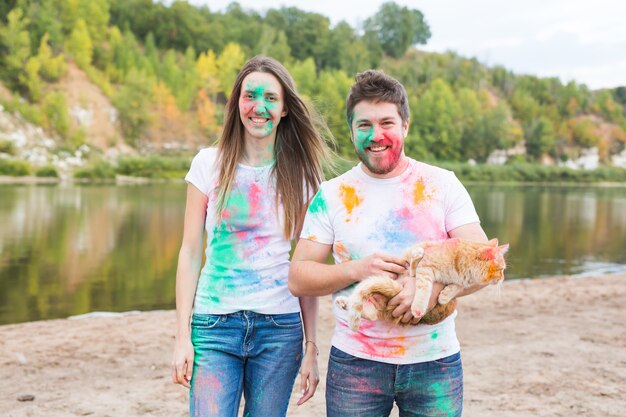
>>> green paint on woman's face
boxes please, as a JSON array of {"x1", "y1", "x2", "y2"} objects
[{"x1": 239, "y1": 72, "x2": 285, "y2": 141}]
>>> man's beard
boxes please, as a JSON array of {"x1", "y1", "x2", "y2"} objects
[{"x1": 355, "y1": 146, "x2": 402, "y2": 175}]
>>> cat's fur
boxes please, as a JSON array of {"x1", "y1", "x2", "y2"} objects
[{"x1": 336, "y1": 238, "x2": 509, "y2": 330}]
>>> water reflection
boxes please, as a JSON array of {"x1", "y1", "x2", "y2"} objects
[
  {"x1": 0, "y1": 184, "x2": 625, "y2": 324},
  {"x1": 0, "y1": 184, "x2": 186, "y2": 324},
  {"x1": 469, "y1": 185, "x2": 626, "y2": 280}
]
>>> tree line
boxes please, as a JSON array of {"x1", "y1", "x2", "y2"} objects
[{"x1": 1, "y1": 0, "x2": 625, "y2": 163}]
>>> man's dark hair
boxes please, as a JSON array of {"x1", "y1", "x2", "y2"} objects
[{"x1": 346, "y1": 70, "x2": 410, "y2": 128}]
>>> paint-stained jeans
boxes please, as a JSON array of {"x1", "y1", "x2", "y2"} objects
[
  {"x1": 190, "y1": 311, "x2": 303, "y2": 417},
  {"x1": 326, "y1": 347, "x2": 463, "y2": 417}
]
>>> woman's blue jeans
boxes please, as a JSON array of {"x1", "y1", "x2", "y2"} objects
[
  {"x1": 326, "y1": 347, "x2": 463, "y2": 417},
  {"x1": 190, "y1": 311, "x2": 303, "y2": 417}
]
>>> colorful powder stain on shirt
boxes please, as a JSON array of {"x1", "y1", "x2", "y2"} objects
[
  {"x1": 345, "y1": 321, "x2": 408, "y2": 358},
  {"x1": 339, "y1": 184, "x2": 361, "y2": 221},
  {"x1": 333, "y1": 242, "x2": 353, "y2": 262},
  {"x1": 413, "y1": 179, "x2": 428, "y2": 205},
  {"x1": 248, "y1": 182, "x2": 262, "y2": 217},
  {"x1": 308, "y1": 191, "x2": 328, "y2": 214},
  {"x1": 373, "y1": 206, "x2": 421, "y2": 253}
]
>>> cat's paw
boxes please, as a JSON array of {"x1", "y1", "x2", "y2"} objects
[
  {"x1": 335, "y1": 296, "x2": 349, "y2": 310},
  {"x1": 410, "y1": 298, "x2": 429, "y2": 319},
  {"x1": 438, "y1": 292, "x2": 452, "y2": 305}
]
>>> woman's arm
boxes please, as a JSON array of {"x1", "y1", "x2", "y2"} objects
[
  {"x1": 171, "y1": 184, "x2": 208, "y2": 388},
  {"x1": 297, "y1": 295, "x2": 320, "y2": 405}
]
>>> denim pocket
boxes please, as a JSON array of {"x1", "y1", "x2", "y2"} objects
[
  {"x1": 190, "y1": 313, "x2": 223, "y2": 329},
  {"x1": 433, "y1": 351, "x2": 462, "y2": 366},
  {"x1": 329, "y1": 346, "x2": 360, "y2": 364},
  {"x1": 267, "y1": 312, "x2": 302, "y2": 329}
]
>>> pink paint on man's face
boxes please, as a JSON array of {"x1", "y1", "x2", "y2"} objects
[{"x1": 351, "y1": 101, "x2": 408, "y2": 178}]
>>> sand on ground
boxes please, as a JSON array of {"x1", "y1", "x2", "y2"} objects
[{"x1": 1, "y1": 274, "x2": 625, "y2": 417}]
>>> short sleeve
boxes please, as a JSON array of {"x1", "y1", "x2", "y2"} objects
[
  {"x1": 184, "y1": 148, "x2": 217, "y2": 196},
  {"x1": 444, "y1": 172, "x2": 480, "y2": 232},
  {"x1": 300, "y1": 186, "x2": 334, "y2": 244}
]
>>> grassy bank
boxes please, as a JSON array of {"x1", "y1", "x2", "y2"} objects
[
  {"x1": 2, "y1": 156, "x2": 626, "y2": 183},
  {"x1": 75, "y1": 156, "x2": 190, "y2": 180},
  {"x1": 437, "y1": 162, "x2": 626, "y2": 183}
]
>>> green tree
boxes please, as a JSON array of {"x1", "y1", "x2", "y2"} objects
[
  {"x1": 525, "y1": 116, "x2": 555, "y2": 160},
  {"x1": 113, "y1": 68, "x2": 154, "y2": 143},
  {"x1": 0, "y1": 8, "x2": 31, "y2": 90},
  {"x1": 316, "y1": 69, "x2": 353, "y2": 155},
  {"x1": 287, "y1": 58, "x2": 317, "y2": 98},
  {"x1": 176, "y1": 46, "x2": 199, "y2": 111},
  {"x1": 612, "y1": 86, "x2": 626, "y2": 111},
  {"x1": 59, "y1": 0, "x2": 80, "y2": 35},
  {"x1": 66, "y1": 18, "x2": 93, "y2": 69},
  {"x1": 80, "y1": 0, "x2": 109, "y2": 43},
  {"x1": 19, "y1": 56, "x2": 43, "y2": 101},
  {"x1": 37, "y1": 33, "x2": 67, "y2": 81},
  {"x1": 364, "y1": 2, "x2": 431, "y2": 58},
  {"x1": 25, "y1": 0, "x2": 64, "y2": 52},
  {"x1": 216, "y1": 42, "x2": 245, "y2": 98},
  {"x1": 411, "y1": 78, "x2": 463, "y2": 160},
  {"x1": 568, "y1": 118, "x2": 601, "y2": 148},
  {"x1": 196, "y1": 49, "x2": 219, "y2": 100},
  {"x1": 325, "y1": 22, "x2": 375, "y2": 74},
  {"x1": 265, "y1": 7, "x2": 331, "y2": 68},
  {"x1": 457, "y1": 88, "x2": 483, "y2": 160},
  {"x1": 42, "y1": 91, "x2": 71, "y2": 138},
  {"x1": 593, "y1": 90, "x2": 624, "y2": 124},
  {"x1": 253, "y1": 25, "x2": 291, "y2": 65}
]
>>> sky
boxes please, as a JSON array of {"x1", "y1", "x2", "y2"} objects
[{"x1": 190, "y1": 0, "x2": 626, "y2": 90}]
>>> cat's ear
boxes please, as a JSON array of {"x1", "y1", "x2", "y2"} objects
[
  {"x1": 497, "y1": 243, "x2": 510, "y2": 256},
  {"x1": 488, "y1": 238, "x2": 499, "y2": 247}
]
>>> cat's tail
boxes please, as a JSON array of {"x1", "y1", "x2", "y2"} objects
[{"x1": 335, "y1": 276, "x2": 402, "y2": 331}]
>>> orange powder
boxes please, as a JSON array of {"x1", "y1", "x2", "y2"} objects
[{"x1": 339, "y1": 184, "x2": 361, "y2": 220}]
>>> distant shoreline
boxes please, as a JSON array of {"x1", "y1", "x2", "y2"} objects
[
  {"x1": 0, "y1": 175, "x2": 185, "y2": 185},
  {"x1": 2, "y1": 175, "x2": 625, "y2": 187}
]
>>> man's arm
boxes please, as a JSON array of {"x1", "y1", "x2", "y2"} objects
[
  {"x1": 288, "y1": 238, "x2": 407, "y2": 297},
  {"x1": 448, "y1": 222, "x2": 490, "y2": 298}
]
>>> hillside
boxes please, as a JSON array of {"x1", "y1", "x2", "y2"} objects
[{"x1": 1, "y1": 0, "x2": 625, "y2": 174}]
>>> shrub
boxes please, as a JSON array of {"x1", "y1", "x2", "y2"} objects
[
  {"x1": 0, "y1": 158, "x2": 31, "y2": 176},
  {"x1": 35, "y1": 165, "x2": 59, "y2": 177},
  {"x1": 74, "y1": 160, "x2": 115, "y2": 179}
]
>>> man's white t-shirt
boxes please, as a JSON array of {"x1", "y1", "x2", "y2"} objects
[
  {"x1": 185, "y1": 147, "x2": 300, "y2": 315},
  {"x1": 301, "y1": 158, "x2": 480, "y2": 364}
]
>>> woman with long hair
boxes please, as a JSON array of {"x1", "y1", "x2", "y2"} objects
[{"x1": 171, "y1": 55, "x2": 333, "y2": 416}]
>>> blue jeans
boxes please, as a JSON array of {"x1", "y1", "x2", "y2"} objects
[
  {"x1": 326, "y1": 347, "x2": 463, "y2": 417},
  {"x1": 190, "y1": 311, "x2": 303, "y2": 417}
]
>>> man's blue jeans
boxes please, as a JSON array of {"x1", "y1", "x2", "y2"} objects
[
  {"x1": 326, "y1": 346, "x2": 463, "y2": 417},
  {"x1": 190, "y1": 311, "x2": 303, "y2": 417}
]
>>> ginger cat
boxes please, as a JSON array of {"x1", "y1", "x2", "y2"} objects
[{"x1": 336, "y1": 238, "x2": 509, "y2": 330}]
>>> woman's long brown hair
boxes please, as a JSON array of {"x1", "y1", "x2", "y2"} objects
[{"x1": 216, "y1": 56, "x2": 334, "y2": 239}]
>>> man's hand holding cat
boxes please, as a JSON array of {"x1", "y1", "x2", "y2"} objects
[
  {"x1": 349, "y1": 252, "x2": 407, "y2": 282},
  {"x1": 388, "y1": 278, "x2": 445, "y2": 323}
]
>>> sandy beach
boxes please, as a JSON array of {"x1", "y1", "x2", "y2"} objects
[{"x1": 1, "y1": 274, "x2": 625, "y2": 417}]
